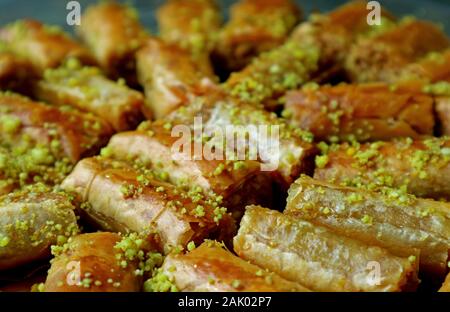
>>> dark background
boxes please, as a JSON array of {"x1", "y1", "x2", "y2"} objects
[{"x1": 0, "y1": 0, "x2": 449, "y2": 34}]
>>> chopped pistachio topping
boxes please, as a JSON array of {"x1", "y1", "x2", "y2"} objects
[
  {"x1": 187, "y1": 241, "x2": 196, "y2": 252},
  {"x1": 0, "y1": 234, "x2": 10, "y2": 247},
  {"x1": 231, "y1": 279, "x2": 241, "y2": 289},
  {"x1": 423, "y1": 81, "x2": 450, "y2": 96},
  {"x1": 361, "y1": 214, "x2": 373, "y2": 225},
  {"x1": 144, "y1": 269, "x2": 179, "y2": 292},
  {"x1": 0, "y1": 115, "x2": 21, "y2": 133},
  {"x1": 315, "y1": 155, "x2": 329, "y2": 169}
]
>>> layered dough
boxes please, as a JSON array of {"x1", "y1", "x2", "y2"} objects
[
  {"x1": 159, "y1": 241, "x2": 310, "y2": 292},
  {"x1": 76, "y1": 2, "x2": 148, "y2": 84},
  {"x1": 213, "y1": 0, "x2": 301, "y2": 72},
  {"x1": 345, "y1": 20, "x2": 450, "y2": 83},
  {"x1": 61, "y1": 157, "x2": 235, "y2": 251},
  {"x1": 136, "y1": 38, "x2": 214, "y2": 119},
  {"x1": 44, "y1": 232, "x2": 142, "y2": 292},
  {"x1": 0, "y1": 187, "x2": 78, "y2": 270},
  {"x1": 34, "y1": 59, "x2": 144, "y2": 131},
  {"x1": 284, "y1": 82, "x2": 435, "y2": 142},
  {"x1": 286, "y1": 175, "x2": 450, "y2": 277},
  {"x1": 105, "y1": 122, "x2": 274, "y2": 218},
  {"x1": 314, "y1": 137, "x2": 450, "y2": 201},
  {"x1": 0, "y1": 19, "x2": 94, "y2": 74},
  {"x1": 156, "y1": 0, "x2": 221, "y2": 77},
  {"x1": 234, "y1": 206, "x2": 418, "y2": 292}
]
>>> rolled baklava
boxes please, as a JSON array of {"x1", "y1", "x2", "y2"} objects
[
  {"x1": 104, "y1": 122, "x2": 274, "y2": 218},
  {"x1": 0, "y1": 186, "x2": 78, "y2": 270},
  {"x1": 154, "y1": 241, "x2": 310, "y2": 292},
  {"x1": 345, "y1": 19, "x2": 450, "y2": 83},
  {"x1": 224, "y1": 1, "x2": 395, "y2": 110},
  {"x1": 283, "y1": 82, "x2": 435, "y2": 142},
  {"x1": 61, "y1": 157, "x2": 235, "y2": 252},
  {"x1": 314, "y1": 137, "x2": 450, "y2": 201},
  {"x1": 213, "y1": 0, "x2": 301, "y2": 72},
  {"x1": 77, "y1": 1, "x2": 148, "y2": 83},
  {"x1": 34, "y1": 59, "x2": 145, "y2": 131},
  {"x1": 234, "y1": 206, "x2": 418, "y2": 292},
  {"x1": 286, "y1": 175, "x2": 450, "y2": 277},
  {"x1": 0, "y1": 92, "x2": 113, "y2": 194},
  {"x1": 0, "y1": 19, "x2": 94, "y2": 74},
  {"x1": 136, "y1": 38, "x2": 213, "y2": 119},
  {"x1": 44, "y1": 232, "x2": 145, "y2": 292},
  {"x1": 156, "y1": 0, "x2": 221, "y2": 77},
  {"x1": 165, "y1": 88, "x2": 317, "y2": 187}
]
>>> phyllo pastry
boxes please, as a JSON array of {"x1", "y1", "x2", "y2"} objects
[
  {"x1": 213, "y1": 0, "x2": 301, "y2": 72},
  {"x1": 156, "y1": 0, "x2": 221, "y2": 77},
  {"x1": 345, "y1": 19, "x2": 450, "y2": 83},
  {"x1": 234, "y1": 206, "x2": 418, "y2": 292},
  {"x1": 165, "y1": 88, "x2": 317, "y2": 187},
  {"x1": 44, "y1": 232, "x2": 151, "y2": 292},
  {"x1": 0, "y1": 19, "x2": 94, "y2": 74},
  {"x1": 283, "y1": 82, "x2": 435, "y2": 142},
  {"x1": 136, "y1": 38, "x2": 214, "y2": 119},
  {"x1": 0, "y1": 91, "x2": 112, "y2": 161},
  {"x1": 0, "y1": 92, "x2": 113, "y2": 194},
  {"x1": 285, "y1": 175, "x2": 450, "y2": 277},
  {"x1": 33, "y1": 58, "x2": 145, "y2": 131},
  {"x1": 0, "y1": 185, "x2": 78, "y2": 270},
  {"x1": 76, "y1": 1, "x2": 147, "y2": 83},
  {"x1": 104, "y1": 122, "x2": 274, "y2": 218},
  {"x1": 61, "y1": 157, "x2": 235, "y2": 252},
  {"x1": 152, "y1": 240, "x2": 310, "y2": 292},
  {"x1": 224, "y1": 1, "x2": 395, "y2": 110},
  {"x1": 314, "y1": 137, "x2": 450, "y2": 201},
  {"x1": 398, "y1": 50, "x2": 450, "y2": 84}
]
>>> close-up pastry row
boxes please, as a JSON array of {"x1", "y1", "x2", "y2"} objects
[{"x1": 0, "y1": 0, "x2": 450, "y2": 292}]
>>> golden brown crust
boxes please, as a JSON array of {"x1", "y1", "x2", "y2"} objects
[
  {"x1": 0, "y1": 92, "x2": 112, "y2": 195},
  {"x1": 284, "y1": 83, "x2": 435, "y2": 142},
  {"x1": 0, "y1": 91, "x2": 113, "y2": 163},
  {"x1": 44, "y1": 232, "x2": 141, "y2": 292},
  {"x1": 224, "y1": 1, "x2": 395, "y2": 110},
  {"x1": 156, "y1": 0, "x2": 221, "y2": 76},
  {"x1": 0, "y1": 187, "x2": 78, "y2": 270},
  {"x1": 399, "y1": 50, "x2": 450, "y2": 83},
  {"x1": 105, "y1": 122, "x2": 274, "y2": 219},
  {"x1": 345, "y1": 20, "x2": 450, "y2": 83},
  {"x1": 136, "y1": 38, "x2": 213, "y2": 119},
  {"x1": 161, "y1": 241, "x2": 310, "y2": 292},
  {"x1": 61, "y1": 157, "x2": 235, "y2": 251},
  {"x1": 314, "y1": 137, "x2": 450, "y2": 201},
  {"x1": 213, "y1": 0, "x2": 301, "y2": 72},
  {"x1": 234, "y1": 206, "x2": 418, "y2": 292},
  {"x1": 76, "y1": 2, "x2": 147, "y2": 82},
  {"x1": 0, "y1": 20, "x2": 94, "y2": 74},
  {"x1": 165, "y1": 87, "x2": 317, "y2": 187},
  {"x1": 285, "y1": 175, "x2": 450, "y2": 277},
  {"x1": 33, "y1": 60, "x2": 145, "y2": 131}
]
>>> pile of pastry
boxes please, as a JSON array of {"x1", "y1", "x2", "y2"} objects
[{"x1": 1, "y1": 0, "x2": 450, "y2": 292}]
